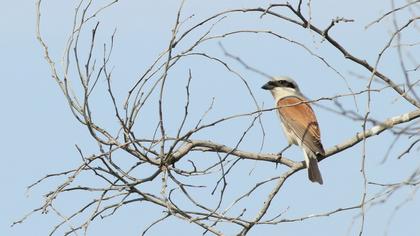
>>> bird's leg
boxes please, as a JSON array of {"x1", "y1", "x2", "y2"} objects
[
  {"x1": 275, "y1": 144, "x2": 291, "y2": 168},
  {"x1": 278, "y1": 144, "x2": 291, "y2": 157}
]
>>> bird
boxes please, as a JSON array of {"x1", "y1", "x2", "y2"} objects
[{"x1": 261, "y1": 76, "x2": 324, "y2": 184}]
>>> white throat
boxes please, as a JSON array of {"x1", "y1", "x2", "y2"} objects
[{"x1": 270, "y1": 87, "x2": 303, "y2": 102}]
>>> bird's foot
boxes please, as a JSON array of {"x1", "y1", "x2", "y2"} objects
[
  {"x1": 277, "y1": 144, "x2": 291, "y2": 157},
  {"x1": 275, "y1": 144, "x2": 291, "y2": 168}
]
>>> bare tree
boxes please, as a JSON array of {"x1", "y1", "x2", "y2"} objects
[{"x1": 14, "y1": 0, "x2": 420, "y2": 235}]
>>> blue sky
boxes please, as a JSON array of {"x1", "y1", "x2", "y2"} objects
[{"x1": 1, "y1": 0, "x2": 419, "y2": 235}]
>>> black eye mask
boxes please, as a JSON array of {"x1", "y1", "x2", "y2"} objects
[{"x1": 271, "y1": 80, "x2": 296, "y2": 89}]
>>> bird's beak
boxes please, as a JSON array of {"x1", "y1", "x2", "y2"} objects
[{"x1": 261, "y1": 82, "x2": 273, "y2": 90}]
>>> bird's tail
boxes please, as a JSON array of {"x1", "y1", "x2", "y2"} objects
[{"x1": 303, "y1": 151, "x2": 323, "y2": 184}]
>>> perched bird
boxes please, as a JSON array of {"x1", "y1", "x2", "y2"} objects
[{"x1": 262, "y1": 76, "x2": 324, "y2": 184}]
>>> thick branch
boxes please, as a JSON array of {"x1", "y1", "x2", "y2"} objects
[
  {"x1": 173, "y1": 109, "x2": 420, "y2": 167},
  {"x1": 172, "y1": 140, "x2": 297, "y2": 168}
]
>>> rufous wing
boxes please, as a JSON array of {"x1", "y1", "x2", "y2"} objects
[{"x1": 276, "y1": 96, "x2": 325, "y2": 155}]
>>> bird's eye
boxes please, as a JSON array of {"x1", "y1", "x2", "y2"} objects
[
  {"x1": 275, "y1": 80, "x2": 284, "y2": 87},
  {"x1": 275, "y1": 80, "x2": 295, "y2": 89},
  {"x1": 283, "y1": 81, "x2": 295, "y2": 89}
]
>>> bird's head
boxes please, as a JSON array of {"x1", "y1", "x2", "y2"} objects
[{"x1": 261, "y1": 76, "x2": 301, "y2": 99}]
